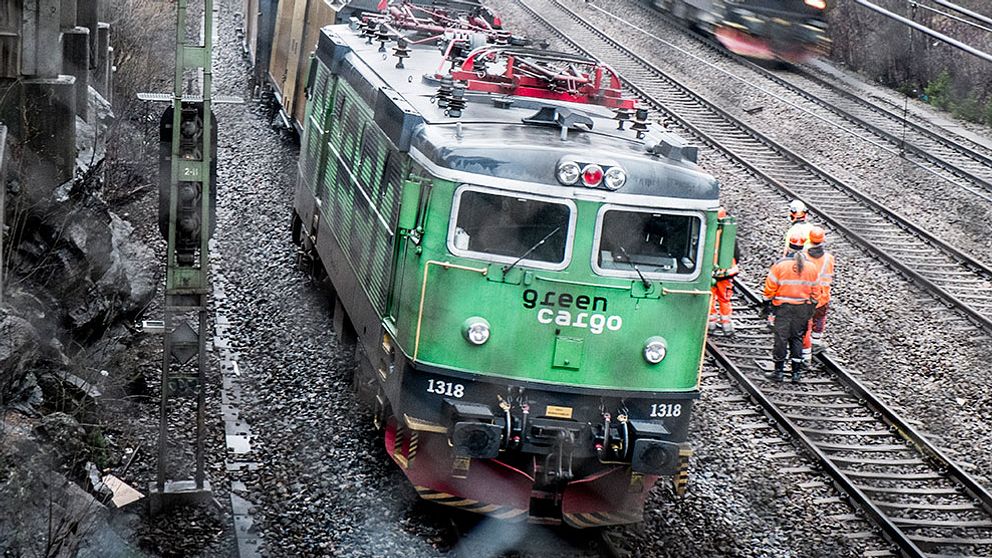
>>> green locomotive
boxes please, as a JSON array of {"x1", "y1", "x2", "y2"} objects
[{"x1": 291, "y1": 11, "x2": 736, "y2": 527}]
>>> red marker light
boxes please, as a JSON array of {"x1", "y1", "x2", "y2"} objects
[{"x1": 582, "y1": 164, "x2": 604, "y2": 186}]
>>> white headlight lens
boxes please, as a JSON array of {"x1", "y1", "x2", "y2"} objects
[
  {"x1": 604, "y1": 167, "x2": 627, "y2": 190},
  {"x1": 557, "y1": 161, "x2": 581, "y2": 185},
  {"x1": 644, "y1": 337, "x2": 667, "y2": 364},
  {"x1": 463, "y1": 318, "x2": 491, "y2": 345}
]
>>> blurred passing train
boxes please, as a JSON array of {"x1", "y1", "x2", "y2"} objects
[{"x1": 650, "y1": 0, "x2": 831, "y2": 63}]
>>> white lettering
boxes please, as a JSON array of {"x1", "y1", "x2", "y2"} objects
[
  {"x1": 535, "y1": 310, "x2": 623, "y2": 334},
  {"x1": 589, "y1": 314, "x2": 606, "y2": 334},
  {"x1": 537, "y1": 308, "x2": 554, "y2": 324},
  {"x1": 574, "y1": 312, "x2": 588, "y2": 327}
]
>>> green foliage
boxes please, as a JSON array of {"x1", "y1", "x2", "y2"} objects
[
  {"x1": 923, "y1": 70, "x2": 953, "y2": 111},
  {"x1": 953, "y1": 95, "x2": 984, "y2": 123},
  {"x1": 84, "y1": 428, "x2": 112, "y2": 470}
]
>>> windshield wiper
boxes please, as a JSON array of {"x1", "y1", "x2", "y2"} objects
[
  {"x1": 502, "y1": 226, "x2": 562, "y2": 274},
  {"x1": 617, "y1": 245, "x2": 651, "y2": 289}
]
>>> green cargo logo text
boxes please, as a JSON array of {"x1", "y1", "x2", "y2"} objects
[{"x1": 522, "y1": 289, "x2": 623, "y2": 334}]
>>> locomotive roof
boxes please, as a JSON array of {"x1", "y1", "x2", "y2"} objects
[{"x1": 316, "y1": 24, "x2": 719, "y2": 205}]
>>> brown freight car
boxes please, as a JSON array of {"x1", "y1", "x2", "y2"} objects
[{"x1": 242, "y1": 0, "x2": 380, "y2": 133}]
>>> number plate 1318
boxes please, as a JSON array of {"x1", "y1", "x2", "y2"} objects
[{"x1": 426, "y1": 379, "x2": 465, "y2": 399}]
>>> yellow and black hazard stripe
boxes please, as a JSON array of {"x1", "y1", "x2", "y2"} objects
[
  {"x1": 407, "y1": 432, "x2": 418, "y2": 465},
  {"x1": 563, "y1": 510, "x2": 642, "y2": 528},
  {"x1": 393, "y1": 425, "x2": 408, "y2": 469},
  {"x1": 673, "y1": 447, "x2": 692, "y2": 496},
  {"x1": 414, "y1": 486, "x2": 527, "y2": 520}
]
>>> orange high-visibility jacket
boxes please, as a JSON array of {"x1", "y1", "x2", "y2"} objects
[
  {"x1": 807, "y1": 251, "x2": 834, "y2": 308},
  {"x1": 763, "y1": 254, "x2": 822, "y2": 307}
]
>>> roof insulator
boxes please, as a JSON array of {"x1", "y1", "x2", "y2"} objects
[
  {"x1": 436, "y1": 74, "x2": 453, "y2": 108},
  {"x1": 615, "y1": 106, "x2": 633, "y2": 130},
  {"x1": 376, "y1": 23, "x2": 390, "y2": 53},
  {"x1": 393, "y1": 36, "x2": 410, "y2": 69},
  {"x1": 447, "y1": 81, "x2": 467, "y2": 118},
  {"x1": 631, "y1": 107, "x2": 649, "y2": 139}
]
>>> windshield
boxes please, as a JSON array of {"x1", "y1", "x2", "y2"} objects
[
  {"x1": 595, "y1": 208, "x2": 702, "y2": 278},
  {"x1": 449, "y1": 188, "x2": 572, "y2": 267}
]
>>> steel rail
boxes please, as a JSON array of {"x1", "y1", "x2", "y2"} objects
[
  {"x1": 706, "y1": 333, "x2": 927, "y2": 557},
  {"x1": 735, "y1": 281, "x2": 992, "y2": 517},
  {"x1": 790, "y1": 63, "x2": 992, "y2": 170},
  {"x1": 516, "y1": 0, "x2": 992, "y2": 334},
  {"x1": 708, "y1": 280, "x2": 992, "y2": 556}
]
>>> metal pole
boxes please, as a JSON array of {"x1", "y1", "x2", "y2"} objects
[
  {"x1": 157, "y1": 310, "x2": 171, "y2": 492},
  {"x1": 854, "y1": 0, "x2": 992, "y2": 65},
  {"x1": 195, "y1": 307, "x2": 206, "y2": 489},
  {"x1": 0, "y1": 125, "x2": 6, "y2": 307}
]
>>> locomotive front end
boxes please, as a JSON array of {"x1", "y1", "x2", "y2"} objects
[
  {"x1": 716, "y1": 0, "x2": 831, "y2": 63},
  {"x1": 381, "y1": 122, "x2": 729, "y2": 526},
  {"x1": 297, "y1": 19, "x2": 735, "y2": 527}
]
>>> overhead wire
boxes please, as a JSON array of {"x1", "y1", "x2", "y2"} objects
[
  {"x1": 927, "y1": 0, "x2": 992, "y2": 27},
  {"x1": 853, "y1": 0, "x2": 992, "y2": 64},
  {"x1": 908, "y1": 1, "x2": 992, "y2": 34}
]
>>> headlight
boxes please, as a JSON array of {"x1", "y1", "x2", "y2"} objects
[
  {"x1": 644, "y1": 336, "x2": 667, "y2": 364},
  {"x1": 463, "y1": 317, "x2": 491, "y2": 345},
  {"x1": 603, "y1": 167, "x2": 627, "y2": 190},
  {"x1": 556, "y1": 161, "x2": 581, "y2": 185}
]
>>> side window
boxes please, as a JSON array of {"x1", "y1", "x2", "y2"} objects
[
  {"x1": 595, "y1": 209, "x2": 703, "y2": 279},
  {"x1": 448, "y1": 188, "x2": 573, "y2": 269}
]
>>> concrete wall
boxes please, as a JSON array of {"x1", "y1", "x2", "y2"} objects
[{"x1": 0, "y1": 0, "x2": 114, "y2": 184}]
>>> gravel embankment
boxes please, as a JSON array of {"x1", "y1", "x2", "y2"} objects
[{"x1": 110, "y1": 0, "x2": 992, "y2": 554}]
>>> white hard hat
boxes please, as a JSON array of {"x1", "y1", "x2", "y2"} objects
[{"x1": 788, "y1": 199, "x2": 807, "y2": 214}]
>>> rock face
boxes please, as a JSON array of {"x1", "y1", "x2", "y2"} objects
[
  {"x1": 0, "y1": 308, "x2": 44, "y2": 411},
  {"x1": 9, "y1": 195, "x2": 157, "y2": 335}
]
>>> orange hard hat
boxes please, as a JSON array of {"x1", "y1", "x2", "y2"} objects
[
  {"x1": 809, "y1": 226, "x2": 825, "y2": 244},
  {"x1": 788, "y1": 232, "x2": 805, "y2": 249},
  {"x1": 717, "y1": 207, "x2": 727, "y2": 219}
]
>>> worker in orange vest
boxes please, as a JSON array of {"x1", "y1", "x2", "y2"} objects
[
  {"x1": 783, "y1": 199, "x2": 814, "y2": 255},
  {"x1": 709, "y1": 208, "x2": 740, "y2": 335},
  {"x1": 761, "y1": 232, "x2": 821, "y2": 382},
  {"x1": 802, "y1": 226, "x2": 835, "y2": 361}
]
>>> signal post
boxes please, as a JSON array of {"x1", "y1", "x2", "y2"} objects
[{"x1": 147, "y1": 0, "x2": 218, "y2": 513}]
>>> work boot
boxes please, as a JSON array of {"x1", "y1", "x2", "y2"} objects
[
  {"x1": 721, "y1": 321, "x2": 735, "y2": 336},
  {"x1": 764, "y1": 362, "x2": 785, "y2": 382},
  {"x1": 811, "y1": 341, "x2": 827, "y2": 355},
  {"x1": 708, "y1": 320, "x2": 717, "y2": 332},
  {"x1": 791, "y1": 360, "x2": 804, "y2": 383}
]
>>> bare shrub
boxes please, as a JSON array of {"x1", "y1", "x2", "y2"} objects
[{"x1": 104, "y1": 0, "x2": 177, "y2": 204}]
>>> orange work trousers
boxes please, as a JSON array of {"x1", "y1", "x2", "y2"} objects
[{"x1": 709, "y1": 278, "x2": 734, "y2": 326}]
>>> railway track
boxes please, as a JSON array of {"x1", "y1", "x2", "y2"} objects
[
  {"x1": 705, "y1": 282, "x2": 992, "y2": 557},
  {"x1": 597, "y1": 0, "x2": 992, "y2": 202},
  {"x1": 515, "y1": 0, "x2": 992, "y2": 335}
]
